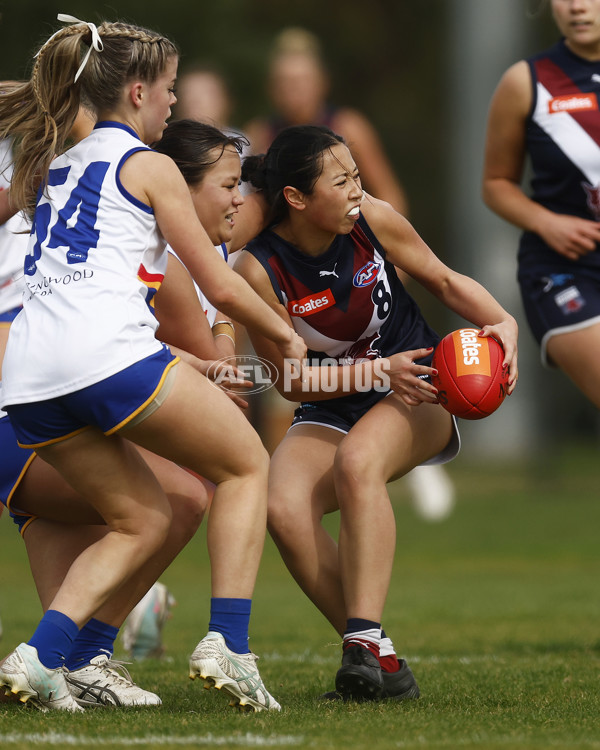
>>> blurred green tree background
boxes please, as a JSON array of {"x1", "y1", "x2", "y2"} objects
[{"x1": 0, "y1": 0, "x2": 553, "y2": 255}]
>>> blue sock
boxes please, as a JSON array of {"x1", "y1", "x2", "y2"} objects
[
  {"x1": 208, "y1": 598, "x2": 251, "y2": 654},
  {"x1": 64, "y1": 618, "x2": 119, "y2": 671},
  {"x1": 28, "y1": 610, "x2": 80, "y2": 670}
]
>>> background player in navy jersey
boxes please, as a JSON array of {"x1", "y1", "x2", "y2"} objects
[
  {"x1": 0, "y1": 15, "x2": 305, "y2": 713},
  {"x1": 236, "y1": 124, "x2": 518, "y2": 702},
  {"x1": 244, "y1": 27, "x2": 408, "y2": 214},
  {"x1": 483, "y1": 0, "x2": 600, "y2": 404}
]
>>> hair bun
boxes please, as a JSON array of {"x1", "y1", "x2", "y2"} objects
[{"x1": 241, "y1": 153, "x2": 268, "y2": 190}]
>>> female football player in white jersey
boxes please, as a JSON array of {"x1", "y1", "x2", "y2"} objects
[
  {"x1": 0, "y1": 15, "x2": 304, "y2": 713},
  {"x1": 237, "y1": 124, "x2": 518, "y2": 702},
  {"x1": 124, "y1": 120, "x2": 271, "y2": 659},
  {"x1": 152, "y1": 119, "x2": 267, "y2": 360},
  {"x1": 0, "y1": 113, "x2": 272, "y2": 706}
]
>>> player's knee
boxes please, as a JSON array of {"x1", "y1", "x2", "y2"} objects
[
  {"x1": 169, "y1": 489, "x2": 207, "y2": 541},
  {"x1": 267, "y1": 494, "x2": 289, "y2": 538},
  {"x1": 243, "y1": 442, "x2": 271, "y2": 480},
  {"x1": 333, "y1": 441, "x2": 374, "y2": 495},
  {"x1": 267, "y1": 494, "x2": 302, "y2": 544},
  {"x1": 138, "y1": 504, "x2": 173, "y2": 553}
]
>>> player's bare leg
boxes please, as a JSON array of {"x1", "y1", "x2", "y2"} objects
[
  {"x1": 546, "y1": 322, "x2": 600, "y2": 409},
  {"x1": 268, "y1": 424, "x2": 346, "y2": 633},
  {"x1": 19, "y1": 450, "x2": 207, "y2": 621},
  {"x1": 13, "y1": 451, "x2": 207, "y2": 707},
  {"x1": 334, "y1": 396, "x2": 452, "y2": 623},
  {"x1": 124, "y1": 362, "x2": 280, "y2": 711},
  {"x1": 35, "y1": 432, "x2": 173, "y2": 624},
  {"x1": 124, "y1": 362, "x2": 270, "y2": 599},
  {"x1": 332, "y1": 396, "x2": 452, "y2": 700}
]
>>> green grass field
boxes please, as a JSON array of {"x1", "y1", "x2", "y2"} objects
[{"x1": 0, "y1": 443, "x2": 599, "y2": 749}]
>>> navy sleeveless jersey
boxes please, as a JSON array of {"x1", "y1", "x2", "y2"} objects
[
  {"x1": 244, "y1": 214, "x2": 439, "y2": 408},
  {"x1": 520, "y1": 39, "x2": 600, "y2": 269}
]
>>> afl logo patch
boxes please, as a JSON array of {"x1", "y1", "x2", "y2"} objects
[{"x1": 353, "y1": 261, "x2": 380, "y2": 287}]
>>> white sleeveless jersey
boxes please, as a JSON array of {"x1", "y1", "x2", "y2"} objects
[
  {"x1": 0, "y1": 122, "x2": 165, "y2": 406},
  {"x1": 0, "y1": 212, "x2": 29, "y2": 314},
  {"x1": 168, "y1": 242, "x2": 228, "y2": 327},
  {"x1": 0, "y1": 138, "x2": 30, "y2": 313}
]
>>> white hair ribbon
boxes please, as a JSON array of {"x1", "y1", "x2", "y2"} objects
[{"x1": 41, "y1": 13, "x2": 104, "y2": 83}]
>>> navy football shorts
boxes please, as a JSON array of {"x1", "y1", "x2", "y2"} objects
[
  {"x1": 290, "y1": 391, "x2": 460, "y2": 466},
  {"x1": 0, "y1": 415, "x2": 37, "y2": 535},
  {"x1": 519, "y1": 266, "x2": 600, "y2": 366}
]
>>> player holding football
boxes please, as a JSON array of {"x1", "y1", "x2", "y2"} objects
[
  {"x1": 236, "y1": 124, "x2": 518, "y2": 701},
  {"x1": 243, "y1": 26, "x2": 458, "y2": 523},
  {"x1": 483, "y1": 0, "x2": 600, "y2": 403}
]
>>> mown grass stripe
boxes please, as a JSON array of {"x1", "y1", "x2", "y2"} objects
[{"x1": 0, "y1": 733, "x2": 305, "y2": 746}]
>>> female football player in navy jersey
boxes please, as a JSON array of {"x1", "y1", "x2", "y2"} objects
[
  {"x1": 483, "y1": 0, "x2": 600, "y2": 405},
  {"x1": 237, "y1": 124, "x2": 518, "y2": 701},
  {"x1": 0, "y1": 15, "x2": 305, "y2": 713}
]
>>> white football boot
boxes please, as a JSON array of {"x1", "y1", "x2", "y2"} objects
[
  {"x1": 189, "y1": 631, "x2": 281, "y2": 712},
  {"x1": 0, "y1": 643, "x2": 83, "y2": 712},
  {"x1": 66, "y1": 654, "x2": 162, "y2": 707}
]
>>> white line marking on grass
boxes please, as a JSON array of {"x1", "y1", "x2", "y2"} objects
[
  {"x1": 395, "y1": 738, "x2": 600, "y2": 748},
  {"x1": 0, "y1": 733, "x2": 304, "y2": 747},
  {"x1": 407, "y1": 655, "x2": 503, "y2": 665},
  {"x1": 264, "y1": 650, "x2": 503, "y2": 666},
  {"x1": 265, "y1": 649, "x2": 339, "y2": 665}
]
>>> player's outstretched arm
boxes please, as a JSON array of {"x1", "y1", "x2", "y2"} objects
[
  {"x1": 123, "y1": 150, "x2": 307, "y2": 366},
  {"x1": 361, "y1": 197, "x2": 518, "y2": 392}
]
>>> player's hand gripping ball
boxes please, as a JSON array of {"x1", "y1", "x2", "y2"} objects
[{"x1": 431, "y1": 328, "x2": 509, "y2": 420}]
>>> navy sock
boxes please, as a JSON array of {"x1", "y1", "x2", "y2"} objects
[
  {"x1": 64, "y1": 618, "x2": 119, "y2": 671},
  {"x1": 208, "y1": 598, "x2": 251, "y2": 654},
  {"x1": 28, "y1": 610, "x2": 80, "y2": 670},
  {"x1": 344, "y1": 618, "x2": 381, "y2": 637}
]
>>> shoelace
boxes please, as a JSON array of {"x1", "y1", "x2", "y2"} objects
[{"x1": 94, "y1": 656, "x2": 137, "y2": 686}]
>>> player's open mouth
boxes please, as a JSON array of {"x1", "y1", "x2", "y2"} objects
[{"x1": 347, "y1": 207, "x2": 360, "y2": 217}]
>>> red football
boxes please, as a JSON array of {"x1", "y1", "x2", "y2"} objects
[{"x1": 431, "y1": 328, "x2": 509, "y2": 420}]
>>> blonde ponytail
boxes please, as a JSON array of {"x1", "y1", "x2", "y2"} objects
[{"x1": 0, "y1": 16, "x2": 177, "y2": 214}]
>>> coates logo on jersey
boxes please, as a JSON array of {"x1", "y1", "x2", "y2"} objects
[
  {"x1": 288, "y1": 289, "x2": 335, "y2": 317},
  {"x1": 548, "y1": 93, "x2": 598, "y2": 114},
  {"x1": 353, "y1": 261, "x2": 381, "y2": 288}
]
